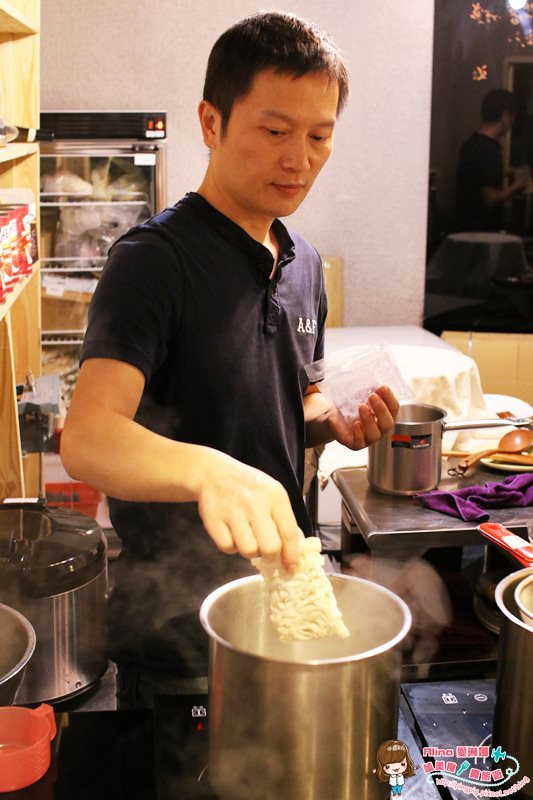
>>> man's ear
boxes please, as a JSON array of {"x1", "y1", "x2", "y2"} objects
[{"x1": 198, "y1": 100, "x2": 222, "y2": 148}]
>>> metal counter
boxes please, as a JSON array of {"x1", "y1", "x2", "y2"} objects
[{"x1": 334, "y1": 460, "x2": 533, "y2": 555}]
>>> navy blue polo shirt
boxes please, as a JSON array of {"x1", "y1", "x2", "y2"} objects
[
  {"x1": 82, "y1": 193, "x2": 327, "y2": 541},
  {"x1": 82, "y1": 193, "x2": 328, "y2": 670}
]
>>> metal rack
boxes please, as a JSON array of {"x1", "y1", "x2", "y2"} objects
[{"x1": 38, "y1": 114, "x2": 167, "y2": 404}]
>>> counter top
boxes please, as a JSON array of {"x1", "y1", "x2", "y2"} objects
[
  {"x1": 334, "y1": 461, "x2": 533, "y2": 553},
  {"x1": 4, "y1": 680, "x2": 500, "y2": 800}
]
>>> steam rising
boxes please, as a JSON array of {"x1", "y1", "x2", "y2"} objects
[{"x1": 344, "y1": 553, "x2": 453, "y2": 672}]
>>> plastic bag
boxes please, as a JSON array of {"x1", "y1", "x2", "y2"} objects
[
  {"x1": 54, "y1": 204, "x2": 145, "y2": 266},
  {"x1": 305, "y1": 343, "x2": 413, "y2": 422},
  {"x1": 91, "y1": 157, "x2": 147, "y2": 201},
  {"x1": 41, "y1": 170, "x2": 93, "y2": 196}
]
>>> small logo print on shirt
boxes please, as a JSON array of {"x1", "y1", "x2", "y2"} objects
[{"x1": 297, "y1": 317, "x2": 317, "y2": 334}]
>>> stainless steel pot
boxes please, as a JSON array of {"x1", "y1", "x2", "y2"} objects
[
  {"x1": 200, "y1": 573, "x2": 411, "y2": 800},
  {"x1": 494, "y1": 567, "x2": 533, "y2": 798},
  {"x1": 0, "y1": 503, "x2": 108, "y2": 704},
  {"x1": 0, "y1": 603, "x2": 36, "y2": 705},
  {"x1": 367, "y1": 402, "x2": 531, "y2": 495},
  {"x1": 515, "y1": 573, "x2": 533, "y2": 627}
]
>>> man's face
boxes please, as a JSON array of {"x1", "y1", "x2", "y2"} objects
[
  {"x1": 502, "y1": 110, "x2": 516, "y2": 133},
  {"x1": 199, "y1": 69, "x2": 339, "y2": 229}
]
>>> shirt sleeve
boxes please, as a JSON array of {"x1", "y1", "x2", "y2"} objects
[
  {"x1": 81, "y1": 231, "x2": 183, "y2": 381},
  {"x1": 313, "y1": 258, "x2": 328, "y2": 362}
]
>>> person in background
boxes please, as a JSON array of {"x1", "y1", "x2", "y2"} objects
[
  {"x1": 60, "y1": 11, "x2": 399, "y2": 709},
  {"x1": 456, "y1": 88, "x2": 527, "y2": 232}
]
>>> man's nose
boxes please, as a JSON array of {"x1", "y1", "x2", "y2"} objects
[{"x1": 280, "y1": 136, "x2": 311, "y2": 171}]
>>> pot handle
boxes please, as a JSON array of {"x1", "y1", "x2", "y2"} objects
[
  {"x1": 478, "y1": 523, "x2": 533, "y2": 567},
  {"x1": 30, "y1": 703, "x2": 57, "y2": 741},
  {"x1": 443, "y1": 416, "x2": 532, "y2": 433}
]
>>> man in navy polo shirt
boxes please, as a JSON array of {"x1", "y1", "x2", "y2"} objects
[{"x1": 60, "y1": 11, "x2": 399, "y2": 707}]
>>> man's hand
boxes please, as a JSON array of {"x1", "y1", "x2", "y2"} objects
[
  {"x1": 326, "y1": 385, "x2": 399, "y2": 450},
  {"x1": 197, "y1": 453, "x2": 304, "y2": 571},
  {"x1": 305, "y1": 385, "x2": 399, "y2": 450}
]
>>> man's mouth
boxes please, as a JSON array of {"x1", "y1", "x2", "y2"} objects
[{"x1": 272, "y1": 183, "x2": 305, "y2": 196}]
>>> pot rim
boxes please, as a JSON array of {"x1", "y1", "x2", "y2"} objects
[
  {"x1": 199, "y1": 573, "x2": 412, "y2": 666},
  {"x1": 0, "y1": 603, "x2": 36, "y2": 687},
  {"x1": 394, "y1": 402, "x2": 446, "y2": 426},
  {"x1": 515, "y1": 573, "x2": 533, "y2": 625},
  {"x1": 495, "y1": 566, "x2": 533, "y2": 631}
]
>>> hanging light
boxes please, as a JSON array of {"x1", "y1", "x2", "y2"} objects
[{"x1": 508, "y1": 0, "x2": 528, "y2": 10}]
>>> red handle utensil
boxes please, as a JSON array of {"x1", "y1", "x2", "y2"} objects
[{"x1": 477, "y1": 522, "x2": 533, "y2": 567}]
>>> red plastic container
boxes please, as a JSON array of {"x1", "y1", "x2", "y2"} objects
[
  {"x1": 45, "y1": 481, "x2": 101, "y2": 519},
  {"x1": 0, "y1": 704, "x2": 56, "y2": 791}
]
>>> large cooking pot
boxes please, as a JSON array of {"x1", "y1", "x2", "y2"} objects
[
  {"x1": 367, "y1": 402, "x2": 530, "y2": 495},
  {"x1": 0, "y1": 502, "x2": 108, "y2": 704},
  {"x1": 493, "y1": 567, "x2": 533, "y2": 798},
  {"x1": 0, "y1": 603, "x2": 36, "y2": 705},
  {"x1": 200, "y1": 573, "x2": 411, "y2": 800}
]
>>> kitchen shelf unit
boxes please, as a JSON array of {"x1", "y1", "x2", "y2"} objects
[
  {"x1": 39, "y1": 131, "x2": 165, "y2": 405},
  {"x1": 0, "y1": 0, "x2": 41, "y2": 499}
]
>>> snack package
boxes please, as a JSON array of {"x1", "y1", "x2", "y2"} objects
[{"x1": 305, "y1": 343, "x2": 413, "y2": 423}]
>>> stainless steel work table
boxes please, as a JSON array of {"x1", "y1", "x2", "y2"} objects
[
  {"x1": 334, "y1": 460, "x2": 533, "y2": 556},
  {"x1": 332, "y1": 460, "x2": 533, "y2": 680}
]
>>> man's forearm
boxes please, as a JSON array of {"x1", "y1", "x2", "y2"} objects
[
  {"x1": 483, "y1": 181, "x2": 524, "y2": 207},
  {"x1": 60, "y1": 405, "x2": 304, "y2": 570},
  {"x1": 60, "y1": 408, "x2": 225, "y2": 504},
  {"x1": 303, "y1": 390, "x2": 335, "y2": 447}
]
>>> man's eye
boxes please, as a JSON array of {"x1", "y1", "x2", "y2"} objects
[
  {"x1": 311, "y1": 135, "x2": 324, "y2": 142},
  {"x1": 268, "y1": 129, "x2": 284, "y2": 136}
]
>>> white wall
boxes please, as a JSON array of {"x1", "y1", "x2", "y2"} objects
[{"x1": 40, "y1": 0, "x2": 434, "y2": 326}]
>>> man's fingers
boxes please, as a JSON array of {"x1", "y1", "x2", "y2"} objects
[
  {"x1": 250, "y1": 515, "x2": 284, "y2": 559},
  {"x1": 228, "y1": 517, "x2": 261, "y2": 559},
  {"x1": 358, "y1": 402, "x2": 382, "y2": 444},
  {"x1": 203, "y1": 516, "x2": 238, "y2": 554},
  {"x1": 374, "y1": 385, "x2": 400, "y2": 419},
  {"x1": 272, "y1": 508, "x2": 304, "y2": 571}
]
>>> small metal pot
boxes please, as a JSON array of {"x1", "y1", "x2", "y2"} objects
[
  {"x1": 494, "y1": 567, "x2": 533, "y2": 798},
  {"x1": 200, "y1": 573, "x2": 411, "y2": 800},
  {"x1": 0, "y1": 603, "x2": 36, "y2": 705},
  {"x1": 367, "y1": 402, "x2": 530, "y2": 496}
]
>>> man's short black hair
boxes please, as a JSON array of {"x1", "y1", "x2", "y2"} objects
[
  {"x1": 203, "y1": 11, "x2": 349, "y2": 133},
  {"x1": 481, "y1": 88, "x2": 516, "y2": 123}
]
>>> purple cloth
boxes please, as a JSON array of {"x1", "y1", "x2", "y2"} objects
[{"x1": 416, "y1": 473, "x2": 533, "y2": 521}]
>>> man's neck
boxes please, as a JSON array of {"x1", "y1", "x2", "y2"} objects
[
  {"x1": 196, "y1": 179, "x2": 280, "y2": 269},
  {"x1": 478, "y1": 121, "x2": 503, "y2": 139},
  {"x1": 196, "y1": 178, "x2": 273, "y2": 245}
]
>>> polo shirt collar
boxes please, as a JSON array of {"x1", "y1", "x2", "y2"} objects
[{"x1": 184, "y1": 192, "x2": 296, "y2": 277}]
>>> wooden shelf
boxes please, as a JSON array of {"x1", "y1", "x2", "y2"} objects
[
  {"x1": 0, "y1": 0, "x2": 38, "y2": 34},
  {"x1": 0, "y1": 0, "x2": 41, "y2": 499},
  {"x1": 0, "y1": 142, "x2": 38, "y2": 164},
  {"x1": 0, "y1": 268, "x2": 38, "y2": 323}
]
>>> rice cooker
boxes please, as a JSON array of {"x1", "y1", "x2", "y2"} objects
[{"x1": 0, "y1": 500, "x2": 108, "y2": 704}]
